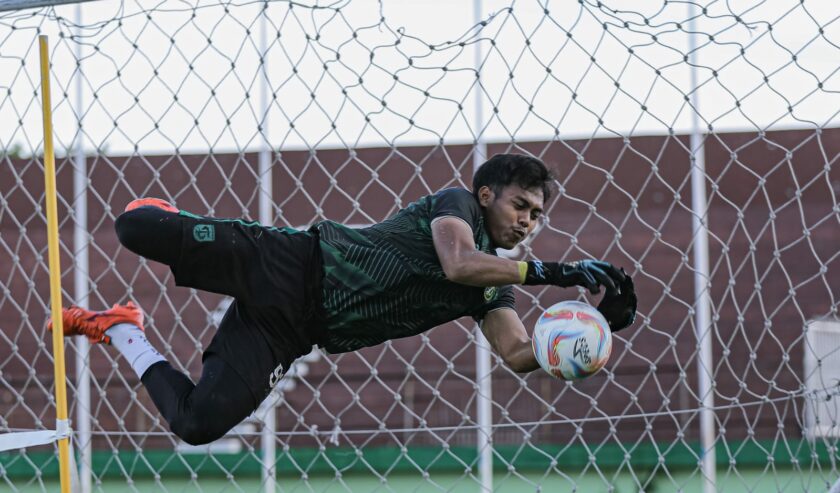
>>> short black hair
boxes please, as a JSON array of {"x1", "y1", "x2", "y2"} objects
[{"x1": 472, "y1": 153, "x2": 553, "y2": 203}]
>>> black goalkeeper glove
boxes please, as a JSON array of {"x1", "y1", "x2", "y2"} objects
[
  {"x1": 596, "y1": 268, "x2": 637, "y2": 332},
  {"x1": 521, "y1": 260, "x2": 626, "y2": 295},
  {"x1": 521, "y1": 260, "x2": 638, "y2": 332}
]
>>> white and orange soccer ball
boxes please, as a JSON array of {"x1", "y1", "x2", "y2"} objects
[{"x1": 532, "y1": 300, "x2": 613, "y2": 380}]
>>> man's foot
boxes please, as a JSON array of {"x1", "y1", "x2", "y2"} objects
[
  {"x1": 125, "y1": 197, "x2": 179, "y2": 213},
  {"x1": 48, "y1": 302, "x2": 145, "y2": 344}
]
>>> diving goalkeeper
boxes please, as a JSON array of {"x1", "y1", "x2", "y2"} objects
[{"x1": 51, "y1": 153, "x2": 637, "y2": 445}]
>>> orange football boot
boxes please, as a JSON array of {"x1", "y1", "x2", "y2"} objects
[
  {"x1": 124, "y1": 197, "x2": 179, "y2": 213},
  {"x1": 48, "y1": 301, "x2": 145, "y2": 345}
]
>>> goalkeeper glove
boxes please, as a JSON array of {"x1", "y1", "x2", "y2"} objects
[
  {"x1": 597, "y1": 268, "x2": 637, "y2": 331},
  {"x1": 519, "y1": 260, "x2": 626, "y2": 295}
]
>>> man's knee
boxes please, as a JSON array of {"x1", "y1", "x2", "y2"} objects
[
  {"x1": 166, "y1": 371, "x2": 256, "y2": 446},
  {"x1": 114, "y1": 207, "x2": 181, "y2": 265},
  {"x1": 169, "y1": 414, "x2": 226, "y2": 446},
  {"x1": 114, "y1": 209, "x2": 145, "y2": 252}
]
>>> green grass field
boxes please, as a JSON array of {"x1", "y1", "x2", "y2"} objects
[
  {"x1": 8, "y1": 468, "x2": 837, "y2": 493},
  {"x1": 2, "y1": 440, "x2": 838, "y2": 492}
]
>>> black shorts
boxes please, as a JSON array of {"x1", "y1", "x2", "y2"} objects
[{"x1": 170, "y1": 212, "x2": 326, "y2": 402}]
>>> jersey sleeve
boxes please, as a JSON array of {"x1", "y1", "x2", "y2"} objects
[
  {"x1": 471, "y1": 285, "x2": 516, "y2": 322},
  {"x1": 429, "y1": 187, "x2": 482, "y2": 233}
]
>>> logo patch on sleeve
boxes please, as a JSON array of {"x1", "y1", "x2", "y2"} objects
[{"x1": 193, "y1": 224, "x2": 215, "y2": 242}]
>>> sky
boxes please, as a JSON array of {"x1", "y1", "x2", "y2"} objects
[{"x1": 0, "y1": 0, "x2": 838, "y2": 156}]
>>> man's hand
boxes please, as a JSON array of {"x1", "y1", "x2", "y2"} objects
[
  {"x1": 522, "y1": 260, "x2": 626, "y2": 295},
  {"x1": 597, "y1": 269, "x2": 637, "y2": 332}
]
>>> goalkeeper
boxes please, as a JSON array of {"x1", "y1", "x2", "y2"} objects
[{"x1": 51, "y1": 153, "x2": 637, "y2": 445}]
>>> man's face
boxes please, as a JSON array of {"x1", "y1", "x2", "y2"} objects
[{"x1": 478, "y1": 184, "x2": 544, "y2": 249}]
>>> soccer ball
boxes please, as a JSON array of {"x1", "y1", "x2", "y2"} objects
[{"x1": 532, "y1": 300, "x2": 612, "y2": 380}]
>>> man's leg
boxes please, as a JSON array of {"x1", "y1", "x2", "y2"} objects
[
  {"x1": 112, "y1": 201, "x2": 252, "y2": 443},
  {"x1": 94, "y1": 199, "x2": 316, "y2": 442},
  {"x1": 141, "y1": 355, "x2": 257, "y2": 445},
  {"x1": 114, "y1": 198, "x2": 295, "y2": 303},
  {"x1": 53, "y1": 302, "x2": 267, "y2": 446},
  {"x1": 129, "y1": 297, "x2": 293, "y2": 445}
]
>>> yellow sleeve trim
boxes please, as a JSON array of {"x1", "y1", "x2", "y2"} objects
[{"x1": 517, "y1": 261, "x2": 528, "y2": 284}]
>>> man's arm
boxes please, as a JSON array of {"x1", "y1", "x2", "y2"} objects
[
  {"x1": 431, "y1": 217, "x2": 523, "y2": 287},
  {"x1": 432, "y1": 216, "x2": 626, "y2": 293},
  {"x1": 480, "y1": 308, "x2": 540, "y2": 373}
]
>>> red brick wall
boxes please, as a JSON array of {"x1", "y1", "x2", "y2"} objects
[{"x1": 1, "y1": 128, "x2": 837, "y2": 449}]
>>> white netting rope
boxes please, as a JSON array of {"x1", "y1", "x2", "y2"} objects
[
  {"x1": 0, "y1": 0, "x2": 838, "y2": 491},
  {"x1": 4, "y1": 380, "x2": 835, "y2": 435}
]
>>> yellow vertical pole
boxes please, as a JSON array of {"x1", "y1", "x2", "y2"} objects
[{"x1": 39, "y1": 34, "x2": 72, "y2": 493}]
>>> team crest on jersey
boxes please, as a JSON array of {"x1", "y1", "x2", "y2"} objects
[
  {"x1": 483, "y1": 286, "x2": 498, "y2": 302},
  {"x1": 193, "y1": 224, "x2": 215, "y2": 242}
]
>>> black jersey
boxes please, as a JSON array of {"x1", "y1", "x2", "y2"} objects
[{"x1": 311, "y1": 188, "x2": 515, "y2": 353}]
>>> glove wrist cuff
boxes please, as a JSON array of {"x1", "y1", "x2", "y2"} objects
[
  {"x1": 523, "y1": 260, "x2": 558, "y2": 286},
  {"x1": 517, "y1": 261, "x2": 528, "y2": 284}
]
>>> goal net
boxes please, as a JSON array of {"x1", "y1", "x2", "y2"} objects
[{"x1": 1, "y1": 0, "x2": 838, "y2": 491}]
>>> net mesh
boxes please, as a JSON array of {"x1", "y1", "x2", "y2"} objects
[{"x1": 0, "y1": 0, "x2": 838, "y2": 491}]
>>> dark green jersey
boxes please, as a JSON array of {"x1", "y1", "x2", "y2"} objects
[{"x1": 311, "y1": 188, "x2": 515, "y2": 353}]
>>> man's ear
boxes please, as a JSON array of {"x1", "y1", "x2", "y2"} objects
[{"x1": 477, "y1": 186, "x2": 495, "y2": 207}]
